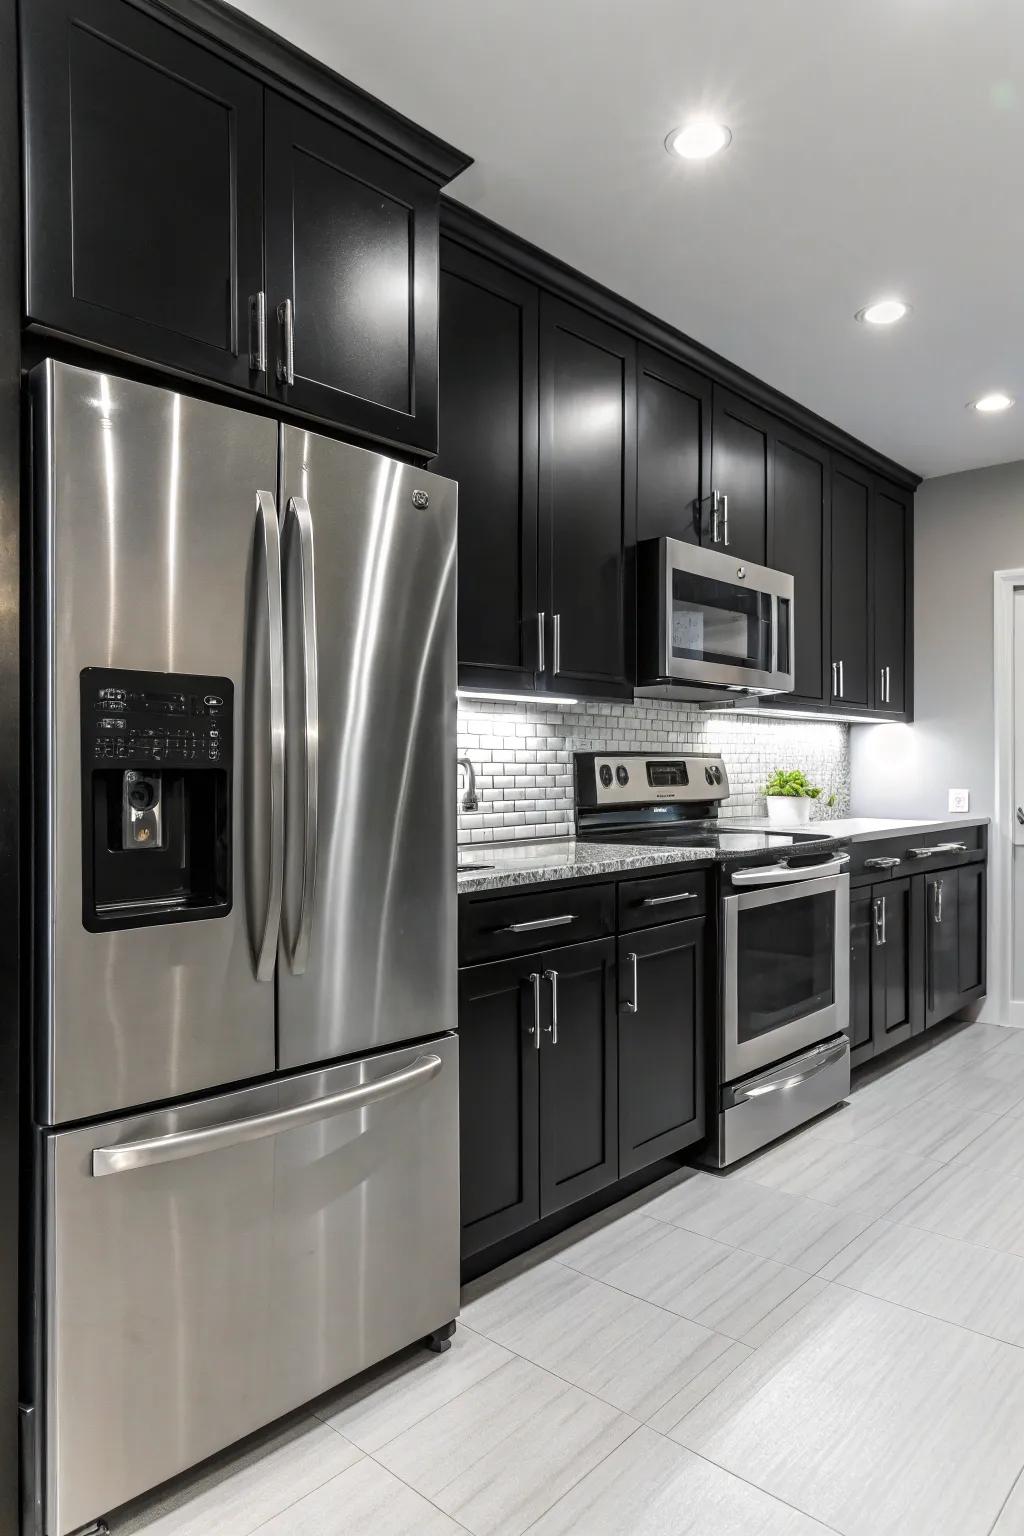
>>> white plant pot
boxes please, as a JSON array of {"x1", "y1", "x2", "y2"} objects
[{"x1": 764, "y1": 796, "x2": 813, "y2": 828}]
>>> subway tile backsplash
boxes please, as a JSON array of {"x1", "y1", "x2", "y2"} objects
[{"x1": 456, "y1": 699, "x2": 850, "y2": 844}]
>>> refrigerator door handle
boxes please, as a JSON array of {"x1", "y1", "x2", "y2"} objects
[
  {"x1": 92, "y1": 1052, "x2": 444, "y2": 1176},
  {"x1": 253, "y1": 489, "x2": 286, "y2": 982},
  {"x1": 285, "y1": 495, "x2": 319, "y2": 974}
]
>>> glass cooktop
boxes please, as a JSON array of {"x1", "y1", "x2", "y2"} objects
[{"x1": 577, "y1": 823, "x2": 826, "y2": 853}]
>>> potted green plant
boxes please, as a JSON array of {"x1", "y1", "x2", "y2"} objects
[{"x1": 761, "y1": 768, "x2": 835, "y2": 828}]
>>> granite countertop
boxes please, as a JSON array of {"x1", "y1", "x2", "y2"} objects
[{"x1": 457, "y1": 829, "x2": 846, "y2": 894}]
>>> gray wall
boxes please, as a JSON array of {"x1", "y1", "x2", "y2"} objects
[{"x1": 851, "y1": 458, "x2": 1024, "y2": 820}]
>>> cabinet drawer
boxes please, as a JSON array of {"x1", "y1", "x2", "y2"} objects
[
  {"x1": 618, "y1": 869, "x2": 710, "y2": 931},
  {"x1": 459, "y1": 882, "x2": 615, "y2": 964}
]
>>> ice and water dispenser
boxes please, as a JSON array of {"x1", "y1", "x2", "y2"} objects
[{"x1": 81, "y1": 668, "x2": 233, "y2": 930}]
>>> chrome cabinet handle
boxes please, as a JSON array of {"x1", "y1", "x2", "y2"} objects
[
  {"x1": 936, "y1": 878, "x2": 944, "y2": 924},
  {"x1": 552, "y1": 612, "x2": 562, "y2": 674},
  {"x1": 536, "y1": 611, "x2": 546, "y2": 673},
  {"x1": 641, "y1": 892, "x2": 698, "y2": 907},
  {"x1": 543, "y1": 969, "x2": 559, "y2": 1044},
  {"x1": 881, "y1": 895, "x2": 887, "y2": 945},
  {"x1": 528, "y1": 972, "x2": 542, "y2": 1050},
  {"x1": 864, "y1": 856, "x2": 901, "y2": 870},
  {"x1": 884, "y1": 664, "x2": 892, "y2": 703},
  {"x1": 248, "y1": 291, "x2": 267, "y2": 374},
  {"x1": 721, "y1": 491, "x2": 729, "y2": 547},
  {"x1": 872, "y1": 897, "x2": 884, "y2": 947},
  {"x1": 838, "y1": 659, "x2": 844, "y2": 698},
  {"x1": 284, "y1": 496, "x2": 319, "y2": 974},
  {"x1": 934, "y1": 841, "x2": 967, "y2": 853},
  {"x1": 277, "y1": 297, "x2": 295, "y2": 385},
  {"x1": 251, "y1": 490, "x2": 286, "y2": 983},
  {"x1": 710, "y1": 489, "x2": 721, "y2": 544},
  {"x1": 908, "y1": 846, "x2": 937, "y2": 858},
  {"x1": 622, "y1": 951, "x2": 639, "y2": 1014},
  {"x1": 499, "y1": 914, "x2": 576, "y2": 934},
  {"x1": 92, "y1": 1053, "x2": 443, "y2": 1176}
]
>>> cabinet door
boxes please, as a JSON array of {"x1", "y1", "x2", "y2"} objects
[
  {"x1": 458, "y1": 956, "x2": 541, "y2": 1258},
  {"x1": 436, "y1": 243, "x2": 539, "y2": 692},
  {"x1": 924, "y1": 872, "x2": 960, "y2": 1028},
  {"x1": 265, "y1": 92, "x2": 439, "y2": 452},
  {"x1": 830, "y1": 459, "x2": 872, "y2": 707},
  {"x1": 709, "y1": 388, "x2": 771, "y2": 564},
  {"x1": 539, "y1": 297, "x2": 636, "y2": 699},
  {"x1": 22, "y1": 0, "x2": 264, "y2": 390},
  {"x1": 871, "y1": 878, "x2": 914, "y2": 1053},
  {"x1": 770, "y1": 427, "x2": 830, "y2": 705},
  {"x1": 637, "y1": 347, "x2": 712, "y2": 546},
  {"x1": 618, "y1": 920, "x2": 704, "y2": 1176},
  {"x1": 872, "y1": 481, "x2": 910, "y2": 713},
  {"x1": 538, "y1": 938, "x2": 618, "y2": 1216},
  {"x1": 848, "y1": 890, "x2": 874, "y2": 1067},
  {"x1": 957, "y1": 864, "x2": 987, "y2": 1002}
]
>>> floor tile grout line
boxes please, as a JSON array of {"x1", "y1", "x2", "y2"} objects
[
  {"x1": 679, "y1": 1442, "x2": 848, "y2": 1536},
  {"x1": 515, "y1": 1422, "x2": 650, "y2": 1536},
  {"x1": 240, "y1": 1443, "x2": 374, "y2": 1536},
  {"x1": 986, "y1": 1457, "x2": 1024, "y2": 1535},
  {"x1": 358, "y1": 1447, "x2": 477, "y2": 1534},
  {"x1": 824, "y1": 1275, "x2": 1024, "y2": 1356}
]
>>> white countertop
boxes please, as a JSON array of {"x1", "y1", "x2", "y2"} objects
[{"x1": 792, "y1": 816, "x2": 989, "y2": 843}]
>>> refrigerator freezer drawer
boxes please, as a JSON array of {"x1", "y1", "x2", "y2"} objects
[{"x1": 43, "y1": 1036, "x2": 459, "y2": 1536}]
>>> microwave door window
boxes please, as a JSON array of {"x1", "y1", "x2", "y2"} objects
[
  {"x1": 671, "y1": 571, "x2": 772, "y2": 670},
  {"x1": 736, "y1": 892, "x2": 835, "y2": 1042}
]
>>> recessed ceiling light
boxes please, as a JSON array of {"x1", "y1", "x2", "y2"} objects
[
  {"x1": 855, "y1": 299, "x2": 911, "y2": 326},
  {"x1": 665, "y1": 121, "x2": 732, "y2": 160},
  {"x1": 971, "y1": 391, "x2": 1015, "y2": 413}
]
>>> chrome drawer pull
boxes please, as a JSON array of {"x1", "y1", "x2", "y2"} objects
[
  {"x1": 641, "y1": 892, "x2": 698, "y2": 907},
  {"x1": 907, "y1": 847, "x2": 937, "y2": 858},
  {"x1": 934, "y1": 842, "x2": 967, "y2": 853},
  {"x1": 528, "y1": 972, "x2": 542, "y2": 1050},
  {"x1": 499, "y1": 914, "x2": 576, "y2": 933},
  {"x1": 622, "y1": 951, "x2": 639, "y2": 1014},
  {"x1": 543, "y1": 968, "x2": 559, "y2": 1044},
  {"x1": 864, "y1": 855, "x2": 901, "y2": 870}
]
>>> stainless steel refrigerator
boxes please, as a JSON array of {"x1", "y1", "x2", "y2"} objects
[{"x1": 27, "y1": 361, "x2": 459, "y2": 1536}]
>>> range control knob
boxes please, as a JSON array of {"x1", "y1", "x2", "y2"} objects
[
  {"x1": 713, "y1": 766, "x2": 723, "y2": 784},
  {"x1": 705, "y1": 767, "x2": 715, "y2": 785},
  {"x1": 599, "y1": 765, "x2": 614, "y2": 788},
  {"x1": 616, "y1": 765, "x2": 630, "y2": 786}
]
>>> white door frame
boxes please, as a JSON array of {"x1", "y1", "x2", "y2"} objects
[{"x1": 992, "y1": 567, "x2": 1024, "y2": 1027}]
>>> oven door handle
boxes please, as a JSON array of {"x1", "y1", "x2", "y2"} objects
[
  {"x1": 730, "y1": 853, "x2": 850, "y2": 887},
  {"x1": 729, "y1": 1039, "x2": 849, "y2": 1105}
]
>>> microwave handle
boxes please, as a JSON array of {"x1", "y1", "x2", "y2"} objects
[{"x1": 771, "y1": 597, "x2": 779, "y2": 675}]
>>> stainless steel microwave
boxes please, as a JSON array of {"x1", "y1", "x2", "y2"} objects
[{"x1": 635, "y1": 538, "x2": 795, "y2": 702}]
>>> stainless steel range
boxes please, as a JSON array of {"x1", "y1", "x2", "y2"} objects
[{"x1": 574, "y1": 752, "x2": 851, "y2": 1166}]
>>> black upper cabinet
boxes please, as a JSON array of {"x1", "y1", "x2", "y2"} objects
[
  {"x1": 436, "y1": 242, "x2": 539, "y2": 692},
  {"x1": 21, "y1": 0, "x2": 264, "y2": 390},
  {"x1": 617, "y1": 919, "x2": 704, "y2": 1176},
  {"x1": 830, "y1": 459, "x2": 872, "y2": 708},
  {"x1": 539, "y1": 298, "x2": 636, "y2": 698},
  {"x1": 636, "y1": 347, "x2": 712, "y2": 546},
  {"x1": 871, "y1": 480, "x2": 911, "y2": 714},
  {"x1": 770, "y1": 427, "x2": 830, "y2": 705},
  {"x1": 709, "y1": 389, "x2": 772, "y2": 565},
  {"x1": 264, "y1": 93, "x2": 439, "y2": 451}
]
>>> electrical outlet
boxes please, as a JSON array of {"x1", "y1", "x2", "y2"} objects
[{"x1": 948, "y1": 788, "x2": 970, "y2": 814}]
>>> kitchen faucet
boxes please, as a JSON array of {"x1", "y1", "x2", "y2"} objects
[{"x1": 457, "y1": 756, "x2": 478, "y2": 812}]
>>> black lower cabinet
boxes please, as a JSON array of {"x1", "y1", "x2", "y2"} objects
[
  {"x1": 957, "y1": 864, "x2": 987, "y2": 1000},
  {"x1": 617, "y1": 920, "x2": 704, "y2": 1176},
  {"x1": 458, "y1": 937, "x2": 616, "y2": 1257},
  {"x1": 458, "y1": 954, "x2": 541, "y2": 1259},
  {"x1": 848, "y1": 891, "x2": 874, "y2": 1066},
  {"x1": 538, "y1": 938, "x2": 618, "y2": 1215},
  {"x1": 870, "y1": 877, "x2": 914, "y2": 1053},
  {"x1": 923, "y1": 870, "x2": 960, "y2": 1029}
]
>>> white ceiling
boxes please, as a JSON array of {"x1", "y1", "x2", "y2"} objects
[{"x1": 236, "y1": 0, "x2": 1024, "y2": 479}]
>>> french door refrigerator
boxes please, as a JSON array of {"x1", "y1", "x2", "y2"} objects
[{"x1": 27, "y1": 361, "x2": 459, "y2": 1536}]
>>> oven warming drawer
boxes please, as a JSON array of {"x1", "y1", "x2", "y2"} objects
[{"x1": 710, "y1": 1035, "x2": 850, "y2": 1168}]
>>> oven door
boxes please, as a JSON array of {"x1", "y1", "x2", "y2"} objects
[
  {"x1": 722, "y1": 870, "x2": 850, "y2": 1082},
  {"x1": 637, "y1": 538, "x2": 794, "y2": 696}
]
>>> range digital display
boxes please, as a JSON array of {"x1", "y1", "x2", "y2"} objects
[{"x1": 647, "y1": 761, "x2": 689, "y2": 787}]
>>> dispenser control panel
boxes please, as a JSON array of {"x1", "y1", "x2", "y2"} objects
[{"x1": 82, "y1": 669, "x2": 232, "y2": 768}]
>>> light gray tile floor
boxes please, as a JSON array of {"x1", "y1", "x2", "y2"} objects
[{"x1": 109, "y1": 1020, "x2": 1024, "y2": 1536}]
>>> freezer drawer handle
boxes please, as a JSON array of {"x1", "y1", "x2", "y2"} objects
[
  {"x1": 91, "y1": 1053, "x2": 444, "y2": 1177},
  {"x1": 732, "y1": 1039, "x2": 849, "y2": 1104},
  {"x1": 252, "y1": 490, "x2": 286, "y2": 982},
  {"x1": 284, "y1": 496, "x2": 319, "y2": 974},
  {"x1": 640, "y1": 892, "x2": 698, "y2": 907}
]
